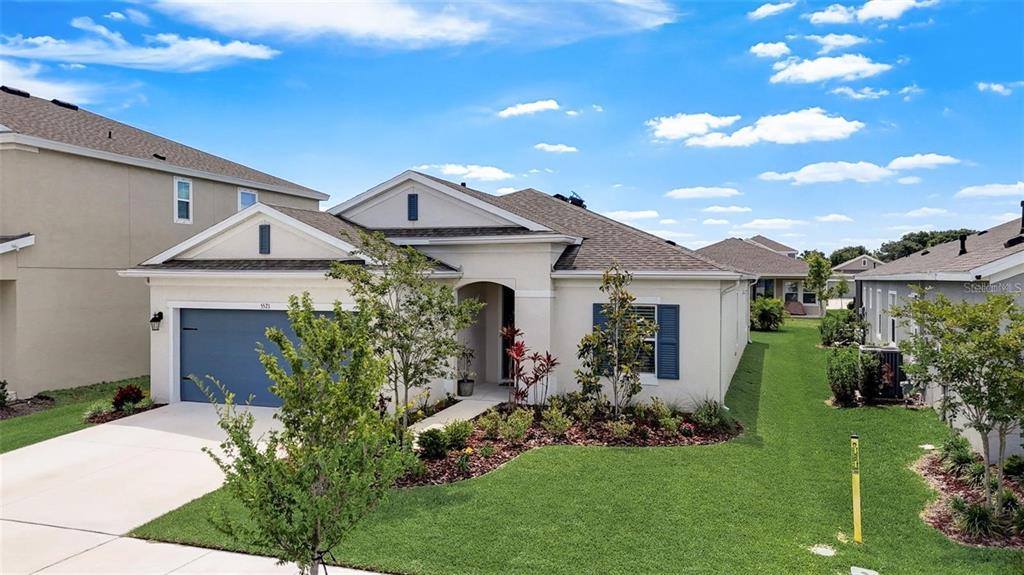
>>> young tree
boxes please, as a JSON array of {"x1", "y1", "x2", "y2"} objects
[
  {"x1": 804, "y1": 252, "x2": 835, "y2": 311},
  {"x1": 894, "y1": 289, "x2": 1024, "y2": 514},
  {"x1": 575, "y1": 264, "x2": 657, "y2": 417},
  {"x1": 198, "y1": 294, "x2": 411, "y2": 575},
  {"x1": 329, "y1": 232, "x2": 483, "y2": 443}
]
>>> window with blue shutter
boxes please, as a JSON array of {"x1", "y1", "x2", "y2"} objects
[
  {"x1": 656, "y1": 304, "x2": 680, "y2": 380},
  {"x1": 592, "y1": 304, "x2": 610, "y2": 376},
  {"x1": 258, "y1": 224, "x2": 271, "y2": 254},
  {"x1": 407, "y1": 193, "x2": 419, "y2": 221}
]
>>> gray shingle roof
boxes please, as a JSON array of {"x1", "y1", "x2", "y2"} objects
[
  {"x1": 410, "y1": 174, "x2": 736, "y2": 273},
  {"x1": 0, "y1": 88, "x2": 322, "y2": 198},
  {"x1": 696, "y1": 238, "x2": 809, "y2": 277},
  {"x1": 748, "y1": 235, "x2": 797, "y2": 253},
  {"x1": 859, "y1": 217, "x2": 1024, "y2": 278},
  {"x1": 374, "y1": 226, "x2": 549, "y2": 238}
]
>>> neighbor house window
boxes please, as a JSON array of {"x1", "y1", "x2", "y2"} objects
[
  {"x1": 238, "y1": 188, "x2": 258, "y2": 211},
  {"x1": 888, "y1": 291, "x2": 898, "y2": 344},
  {"x1": 174, "y1": 177, "x2": 192, "y2": 224},
  {"x1": 876, "y1": 289, "x2": 883, "y2": 340},
  {"x1": 784, "y1": 281, "x2": 799, "y2": 303},
  {"x1": 633, "y1": 305, "x2": 657, "y2": 374},
  {"x1": 802, "y1": 291, "x2": 817, "y2": 305}
]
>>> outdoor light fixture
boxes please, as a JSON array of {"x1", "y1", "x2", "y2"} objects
[{"x1": 149, "y1": 311, "x2": 163, "y2": 331}]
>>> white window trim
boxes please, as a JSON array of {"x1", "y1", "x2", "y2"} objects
[
  {"x1": 174, "y1": 177, "x2": 193, "y2": 224},
  {"x1": 888, "y1": 291, "x2": 898, "y2": 345},
  {"x1": 876, "y1": 289, "x2": 883, "y2": 341},
  {"x1": 633, "y1": 304, "x2": 658, "y2": 380},
  {"x1": 238, "y1": 187, "x2": 258, "y2": 211}
]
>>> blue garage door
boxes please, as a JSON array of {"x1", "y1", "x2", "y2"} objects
[{"x1": 179, "y1": 308, "x2": 299, "y2": 407}]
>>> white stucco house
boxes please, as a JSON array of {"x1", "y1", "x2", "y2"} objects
[{"x1": 122, "y1": 171, "x2": 753, "y2": 410}]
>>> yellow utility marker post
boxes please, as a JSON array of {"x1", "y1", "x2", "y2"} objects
[{"x1": 851, "y1": 434, "x2": 862, "y2": 543}]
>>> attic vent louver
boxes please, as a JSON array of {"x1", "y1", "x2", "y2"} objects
[
  {"x1": 51, "y1": 99, "x2": 78, "y2": 110},
  {"x1": 957, "y1": 234, "x2": 967, "y2": 256},
  {"x1": 152, "y1": 153, "x2": 166, "y2": 161},
  {"x1": 665, "y1": 239, "x2": 676, "y2": 246},
  {"x1": 552, "y1": 193, "x2": 569, "y2": 202},
  {"x1": 1, "y1": 86, "x2": 29, "y2": 98},
  {"x1": 921, "y1": 250, "x2": 930, "y2": 255}
]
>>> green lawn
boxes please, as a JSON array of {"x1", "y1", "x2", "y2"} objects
[
  {"x1": 132, "y1": 322, "x2": 1022, "y2": 574},
  {"x1": 0, "y1": 376, "x2": 149, "y2": 453}
]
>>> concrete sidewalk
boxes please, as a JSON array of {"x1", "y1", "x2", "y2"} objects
[{"x1": 2, "y1": 520, "x2": 379, "y2": 575}]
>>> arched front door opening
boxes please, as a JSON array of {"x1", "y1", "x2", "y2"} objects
[{"x1": 455, "y1": 281, "x2": 514, "y2": 401}]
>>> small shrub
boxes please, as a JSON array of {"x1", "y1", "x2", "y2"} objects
[
  {"x1": 137, "y1": 397, "x2": 155, "y2": 410},
  {"x1": 499, "y1": 409, "x2": 533, "y2": 444},
  {"x1": 407, "y1": 458, "x2": 427, "y2": 479},
  {"x1": 479, "y1": 444, "x2": 496, "y2": 458},
  {"x1": 1014, "y1": 506, "x2": 1024, "y2": 535},
  {"x1": 541, "y1": 405, "x2": 572, "y2": 437},
  {"x1": 455, "y1": 448, "x2": 473, "y2": 473},
  {"x1": 112, "y1": 384, "x2": 145, "y2": 411},
  {"x1": 121, "y1": 401, "x2": 138, "y2": 415},
  {"x1": 819, "y1": 310, "x2": 866, "y2": 347},
  {"x1": 751, "y1": 297, "x2": 785, "y2": 331},
  {"x1": 858, "y1": 352, "x2": 881, "y2": 403},
  {"x1": 944, "y1": 449, "x2": 977, "y2": 477},
  {"x1": 82, "y1": 400, "x2": 113, "y2": 421},
  {"x1": 0, "y1": 380, "x2": 9, "y2": 409},
  {"x1": 478, "y1": 410, "x2": 503, "y2": 440},
  {"x1": 571, "y1": 399, "x2": 597, "y2": 425},
  {"x1": 645, "y1": 397, "x2": 672, "y2": 421},
  {"x1": 826, "y1": 347, "x2": 860, "y2": 407},
  {"x1": 1003, "y1": 454, "x2": 1024, "y2": 480},
  {"x1": 941, "y1": 433, "x2": 973, "y2": 462},
  {"x1": 442, "y1": 419, "x2": 474, "y2": 450},
  {"x1": 690, "y1": 399, "x2": 735, "y2": 434},
  {"x1": 964, "y1": 462, "x2": 987, "y2": 487},
  {"x1": 417, "y1": 428, "x2": 448, "y2": 459},
  {"x1": 950, "y1": 496, "x2": 1004, "y2": 538},
  {"x1": 679, "y1": 421, "x2": 695, "y2": 437},
  {"x1": 607, "y1": 418, "x2": 634, "y2": 440},
  {"x1": 658, "y1": 416, "x2": 681, "y2": 435}
]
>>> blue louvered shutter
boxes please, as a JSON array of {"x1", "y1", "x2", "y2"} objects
[
  {"x1": 258, "y1": 224, "x2": 271, "y2": 254},
  {"x1": 656, "y1": 304, "x2": 679, "y2": 379},
  {"x1": 407, "y1": 193, "x2": 419, "y2": 221},
  {"x1": 592, "y1": 303, "x2": 610, "y2": 376}
]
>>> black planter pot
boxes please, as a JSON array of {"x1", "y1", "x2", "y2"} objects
[{"x1": 457, "y1": 379, "x2": 474, "y2": 397}]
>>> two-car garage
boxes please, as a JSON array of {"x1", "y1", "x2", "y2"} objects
[{"x1": 178, "y1": 308, "x2": 293, "y2": 407}]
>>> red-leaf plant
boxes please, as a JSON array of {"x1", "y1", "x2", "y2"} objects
[{"x1": 500, "y1": 325, "x2": 559, "y2": 407}]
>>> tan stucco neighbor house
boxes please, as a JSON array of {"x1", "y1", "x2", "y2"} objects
[
  {"x1": 0, "y1": 86, "x2": 326, "y2": 398},
  {"x1": 123, "y1": 170, "x2": 754, "y2": 410},
  {"x1": 697, "y1": 236, "x2": 821, "y2": 317}
]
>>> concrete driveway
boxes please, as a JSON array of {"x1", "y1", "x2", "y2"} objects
[{"x1": 0, "y1": 402, "x2": 281, "y2": 574}]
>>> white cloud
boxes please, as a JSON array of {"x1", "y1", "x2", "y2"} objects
[
  {"x1": 416, "y1": 163, "x2": 514, "y2": 181},
  {"x1": 954, "y1": 181, "x2": 1024, "y2": 198},
  {"x1": 153, "y1": 0, "x2": 676, "y2": 48},
  {"x1": 899, "y1": 207, "x2": 948, "y2": 218},
  {"x1": 816, "y1": 213, "x2": 854, "y2": 222},
  {"x1": 0, "y1": 59, "x2": 100, "y2": 103},
  {"x1": 749, "y1": 2, "x2": 796, "y2": 20},
  {"x1": 897, "y1": 84, "x2": 923, "y2": 101},
  {"x1": 807, "y1": 4, "x2": 856, "y2": 24},
  {"x1": 889, "y1": 224, "x2": 935, "y2": 231},
  {"x1": 760, "y1": 161, "x2": 894, "y2": 185},
  {"x1": 703, "y1": 218, "x2": 730, "y2": 225},
  {"x1": 605, "y1": 209, "x2": 659, "y2": 221},
  {"x1": 534, "y1": 143, "x2": 578, "y2": 153},
  {"x1": 498, "y1": 99, "x2": 559, "y2": 118},
  {"x1": 59, "y1": 62, "x2": 87, "y2": 70},
  {"x1": 887, "y1": 153, "x2": 960, "y2": 170},
  {"x1": 703, "y1": 205, "x2": 751, "y2": 213},
  {"x1": 736, "y1": 218, "x2": 807, "y2": 230},
  {"x1": 565, "y1": 110, "x2": 581, "y2": 117},
  {"x1": 976, "y1": 81, "x2": 1024, "y2": 96},
  {"x1": 104, "y1": 11, "x2": 126, "y2": 21},
  {"x1": 830, "y1": 86, "x2": 888, "y2": 100},
  {"x1": 591, "y1": 104, "x2": 604, "y2": 112},
  {"x1": 857, "y1": 0, "x2": 938, "y2": 22},
  {"x1": 770, "y1": 54, "x2": 891, "y2": 84},
  {"x1": 495, "y1": 187, "x2": 516, "y2": 195},
  {"x1": 897, "y1": 176, "x2": 922, "y2": 185},
  {"x1": 805, "y1": 33, "x2": 867, "y2": 54},
  {"x1": 0, "y1": 17, "x2": 278, "y2": 72},
  {"x1": 749, "y1": 42, "x2": 790, "y2": 59},
  {"x1": 646, "y1": 112, "x2": 741, "y2": 140},
  {"x1": 124, "y1": 8, "x2": 152, "y2": 26},
  {"x1": 685, "y1": 108, "x2": 864, "y2": 148},
  {"x1": 665, "y1": 187, "x2": 741, "y2": 199},
  {"x1": 658, "y1": 218, "x2": 677, "y2": 224}
]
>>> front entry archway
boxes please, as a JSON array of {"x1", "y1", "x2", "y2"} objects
[{"x1": 456, "y1": 281, "x2": 515, "y2": 399}]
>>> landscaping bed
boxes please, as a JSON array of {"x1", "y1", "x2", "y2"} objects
[{"x1": 0, "y1": 394, "x2": 55, "y2": 420}]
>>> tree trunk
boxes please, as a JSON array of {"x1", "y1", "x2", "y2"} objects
[
  {"x1": 995, "y1": 426, "x2": 1008, "y2": 516},
  {"x1": 979, "y1": 431, "x2": 994, "y2": 510}
]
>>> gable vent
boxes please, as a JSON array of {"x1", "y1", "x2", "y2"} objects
[
  {"x1": 407, "y1": 193, "x2": 419, "y2": 221},
  {"x1": 259, "y1": 224, "x2": 271, "y2": 254}
]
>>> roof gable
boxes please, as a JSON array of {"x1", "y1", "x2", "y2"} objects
[
  {"x1": 748, "y1": 235, "x2": 797, "y2": 254},
  {"x1": 697, "y1": 238, "x2": 808, "y2": 277}
]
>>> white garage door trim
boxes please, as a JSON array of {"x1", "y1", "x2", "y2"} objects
[{"x1": 165, "y1": 300, "x2": 355, "y2": 403}]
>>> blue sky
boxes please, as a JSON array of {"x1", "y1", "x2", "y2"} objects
[{"x1": 2, "y1": 1, "x2": 1022, "y2": 252}]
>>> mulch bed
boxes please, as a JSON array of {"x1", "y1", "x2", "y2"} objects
[
  {"x1": 913, "y1": 451, "x2": 1024, "y2": 549},
  {"x1": 0, "y1": 395, "x2": 55, "y2": 420},
  {"x1": 398, "y1": 414, "x2": 738, "y2": 488},
  {"x1": 85, "y1": 403, "x2": 165, "y2": 424}
]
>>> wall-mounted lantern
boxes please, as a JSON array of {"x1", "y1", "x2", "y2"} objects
[{"x1": 149, "y1": 311, "x2": 164, "y2": 331}]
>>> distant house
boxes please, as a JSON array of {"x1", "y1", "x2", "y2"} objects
[
  {"x1": 697, "y1": 236, "x2": 821, "y2": 317},
  {"x1": 856, "y1": 207, "x2": 1024, "y2": 459},
  {"x1": 828, "y1": 254, "x2": 884, "y2": 310},
  {"x1": 0, "y1": 86, "x2": 326, "y2": 399}
]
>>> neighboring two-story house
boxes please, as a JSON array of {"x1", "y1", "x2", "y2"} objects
[{"x1": 0, "y1": 87, "x2": 326, "y2": 398}]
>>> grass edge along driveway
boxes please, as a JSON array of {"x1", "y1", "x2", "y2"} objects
[
  {"x1": 132, "y1": 322, "x2": 1021, "y2": 574},
  {"x1": 0, "y1": 376, "x2": 150, "y2": 453}
]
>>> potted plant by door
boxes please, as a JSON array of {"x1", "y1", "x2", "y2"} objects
[{"x1": 457, "y1": 348, "x2": 476, "y2": 397}]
